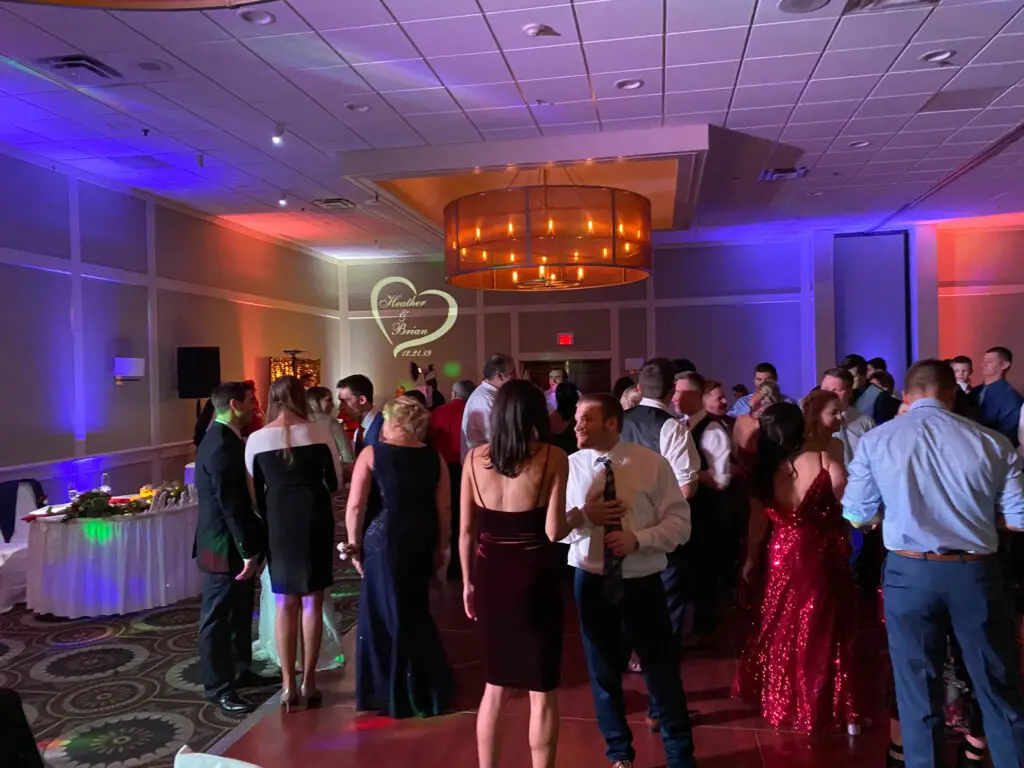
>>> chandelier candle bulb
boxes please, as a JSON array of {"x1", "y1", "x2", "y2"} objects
[
  {"x1": 587, "y1": 220, "x2": 593, "y2": 233},
  {"x1": 512, "y1": 270, "x2": 518, "y2": 282},
  {"x1": 475, "y1": 227, "x2": 481, "y2": 241}
]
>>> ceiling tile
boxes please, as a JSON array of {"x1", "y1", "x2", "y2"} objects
[
  {"x1": 856, "y1": 93, "x2": 932, "y2": 118},
  {"x1": 755, "y1": 0, "x2": 842, "y2": 23},
  {"x1": 0, "y1": 9, "x2": 76, "y2": 62},
  {"x1": 726, "y1": 105, "x2": 793, "y2": 128},
  {"x1": 789, "y1": 100, "x2": 860, "y2": 124},
  {"x1": 18, "y1": 90, "x2": 116, "y2": 119},
  {"x1": 974, "y1": 33, "x2": 1024, "y2": 65},
  {"x1": 801, "y1": 75, "x2": 881, "y2": 103},
  {"x1": 665, "y1": 61, "x2": 740, "y2": 92},
  {"x1": 284, "y1": 65, "x2": 375, "y2": 97},
  {"x1": 575, "y1": 0, "x2": 665, "y2": 41},
  {"x1": 738, "y1": 53, "x2": 818, "y2": 86},
  {"x1": 242, "y1": 32, "x2": 342, "y2": 70},
  {"x1": 842, "y1": 115, "x2": 912, "y2": 135},
  {"x1": 740, "y1": 124, "x2": 783, "y2": 142},
  {"x1": 871, "y1": 69, "x2": 956, "y2": 97},
  {"x1": 541, "y1": 122, "x2": 600, "y2": 137},
  {"x1": 112, "y1": 10, "x2": 231, "y2": 46},
  {"x1": 467, "y1": 107, "x2": 535, "y2": 129},
  {"x1": 6, "y1": 4, "x2": 153, "y2": 52},
  {"x1": 968, "y1": 104, "x2": 1024, "y2": 126},
  {"x1": 827, "y1": 7, "x2": 930, "y2": 51},
  {"x1": 596, "y1": 93, "x2": 662, "y2": 120},
  {"x1": 485, "y1": 5, "x2": 579, "y2": 51},
  {"x1": 519, "y1": 75, "x2": 592, "y2": 104},
  {"x1": 666, "y1": 0, "x2": 754, "y2": 33},
  {"x1": 385, "y1": 0, "x2": 479, "y2": 21},
  {"x1": 362, "y1": 123, "x2": 425, "y2": 148},
  {"x1": 401, "y1": 14, "x2": 498, "y2": 57},
  {"x1": 948, "y1": 123, "x2": 1016, "y2": 143},
  {"x1": 602, "y1": 115, "x2": 664, "y2": 131},
  {"x1": 993, "y1": 84, "x2": 1024, "y2": 106},
  {"x1": 585, "y1": 36, "x2": 663, "y2": 73},
  {"x1": 530, "y1": 100, "x2": 598, "y2": 125},
  {"x1": 913, "y1": 0, "x2": 1022, "y2": 42},
  {"x1": 945, "y1": 62, "x2": 1024, "y2": 89},
  {"x1": 0, "y1": 96, "x2": 56, "y2": 123},
  {"x1": 780, "y1": 120, "x2": 847, "y2": 141},
  {"x1": 353, "y1": 59, "x2": 441, "y2": 91},
  {"x1": 481, "y1": 125, "x2": 541, "y2": 140},
  {"x1": 0, "y1": 125, "x2": 48, "y2": 144},
  {"x1": 664, "y1": 111, "x2": 727, "y2": 126},
  {"x1": 429, "y1": 52, "x2": 512, "y2": 87},
  {"x1": 872, "y1": 145, "x2": 933, "y2": 161},
  {"x1": 591, "y1": 69, "x2": 662, "y2": 99},
  {"x1": 504, "y1": 44, "x2": 586, "y2": 80},
  {"x1": 730, "y1": 82, "x2": 804, "y2": 110},
  {"x1": 903, "y1": 109, "x2": 980, "y2": 131},
  {"x1": 449, "y1": 82, "x2": 525, "y2": 110},
  {"x1": 664, "y1": 89, "x2": 732, "y2": 115},
  {"x1": 913, "y1": 156, "x2": 960, "y2": 172},
  {"x1": 814, "y1": 46, "x2": 903, "y2": 80},
  {"x1": 382, "y1": 87, "x2": 458, "y2": 114},
  {"x1": 404, "y1": 111, "x2": 481, "y2": 144},
  {"x1": 12, "y1": 118, "x2": 103, "y2": 141},
  {"x1": 203, "y1": 1, "x2": 313, "y2": 36},
  {"x1": 666, "y1": 27, "x2": 747, "y2": 67},
  {"x1": 322, "y1": 23, "x2": 420, "y2": 64},
  {"x1": 927, "y1": 141, "x2": 987, "y2": 158},
  {"x1": 884, "y1": 128, "x2": 957, "y2": 148},
  {"x1": 286, "y1": 0, "x2": 392, "y2": 30},
  {"x1": 745, "y1": 19, "x2": 837, "y2": 58}
]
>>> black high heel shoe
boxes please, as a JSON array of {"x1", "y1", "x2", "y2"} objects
[
  {"x1": 886, "y1": 742, "x2": 904, "y2": 768},
  {"x1": 956, "y1": 740, "x2": 986, "y2": 767},
  {"x1": 301, "y1": 683, "x2": 323, "y2": 709}
]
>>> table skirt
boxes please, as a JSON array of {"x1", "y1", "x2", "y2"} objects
[{"x1": 27, "y1": 504, "x2": 202, "y2": 619}]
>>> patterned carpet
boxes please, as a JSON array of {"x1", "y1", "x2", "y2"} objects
[{"x1": 0, "y1": 561, "x2": 360, "y2": 768}]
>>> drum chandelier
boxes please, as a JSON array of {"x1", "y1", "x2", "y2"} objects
[{"x1": 443, "y1": 183, "x2": 652, "y2": 291}]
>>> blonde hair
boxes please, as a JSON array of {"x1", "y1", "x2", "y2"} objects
[
  {"x1": 383, "y1": 395, "x2": 430, "y2": 441},
  {"x1": 749, "y1": 380, "x2": 781, "y2": 419},
  {"x1": 620, "y1": 384, "x2": 642, "y2": 410}
]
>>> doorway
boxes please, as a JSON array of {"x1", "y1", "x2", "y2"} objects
[{"x1": 521, "y1": 359, "x2": 612, "y2": 395}]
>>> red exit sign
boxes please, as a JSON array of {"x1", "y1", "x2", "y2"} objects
[{"x1": 557, "y1": 332, "x2": 574, "y2": 346}]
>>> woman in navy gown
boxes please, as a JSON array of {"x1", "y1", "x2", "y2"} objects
[
  {"x1": 460, "y1": 379, "x2": 575, "y2": 768},
  {"x1": 344, "y1": 396, "x2": 453, "y2": 718}
]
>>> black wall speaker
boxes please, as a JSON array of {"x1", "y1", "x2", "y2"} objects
[{"x1": 177, "y1": 347, "x2": 221, "y2": 399}]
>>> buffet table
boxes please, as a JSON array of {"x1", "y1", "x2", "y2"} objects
[{"x1": 26, "y1": 501, "x2": 202, "y2": 619}]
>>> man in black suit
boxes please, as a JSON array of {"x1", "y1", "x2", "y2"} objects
[{"x1": 194, "y1": 381, "x2": 278, "y2": 713}]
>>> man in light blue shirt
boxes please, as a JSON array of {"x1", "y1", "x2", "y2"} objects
[
  {"x1": 843, "y1": 359, "x2": 1024, "y2": 768},
  {"x1": 726, "y1": 361, "x2": 796, "y2": 417}
]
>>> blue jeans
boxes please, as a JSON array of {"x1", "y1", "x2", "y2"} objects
[
  {"x1": 884, "y1": 554, "x2": 1024, "y2": 768},
  {"x1": 574, "y1": 568, "x2": 696, "y2": 767}
]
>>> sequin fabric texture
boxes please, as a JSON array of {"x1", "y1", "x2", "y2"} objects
[{"x1": 733, "y1": 468, "x2": 859, "y2": 733}]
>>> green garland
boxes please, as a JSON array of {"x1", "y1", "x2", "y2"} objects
[{"x1": 59, "y1": 492, "x2": 150, "y2": 523}]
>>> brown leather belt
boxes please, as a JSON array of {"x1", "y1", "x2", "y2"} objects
[{"x1": 891, "y1": 549, "x2": 989, "y2": 562}]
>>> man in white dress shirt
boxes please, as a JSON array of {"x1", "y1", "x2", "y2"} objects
[
  {"x1": 821, "y1": 367, "x2": 875, "y2": 465},
  {"x1": 620, "y1": 357, "x2": 699, "y2": 647},
  {"x1": 564, "y1": 393, "x2": 696, "y2": 768},
  {"x1": 673, "y1": 371, "x2": 732, "y2": 640},
  {"x1": 459, "y1": 353, "x2": 516, "y2": 463}
]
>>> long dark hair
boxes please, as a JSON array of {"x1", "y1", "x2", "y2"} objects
[
  {"x1": 750, "y1": 402, "x2": 805, "y2": 504},
  {"x1": 555, "y1": 380, "x2": 580, "y2": 421},
  {"x1": 486, "y1": 378, "x2": 550, "y2": 478}
]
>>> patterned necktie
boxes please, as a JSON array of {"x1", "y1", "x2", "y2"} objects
[{"x1": 597, "y1": 456, "x2": 625, "y2": 606}]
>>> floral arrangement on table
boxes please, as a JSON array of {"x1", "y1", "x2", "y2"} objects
[{"x1": 35, "y1": 480, "x2": 193, "y2": 523}]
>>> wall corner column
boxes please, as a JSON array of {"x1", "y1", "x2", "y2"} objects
[
  {"x1": 804, "y1": 229, "x2": 836, "y2": 392},
  {"x1": 908, "y1": 224, "x2": 939, "y2": 361}
]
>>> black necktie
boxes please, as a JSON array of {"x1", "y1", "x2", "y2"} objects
[
  {"x1": 355, "y1": 425, "x2": 365, "y2": 455},
  {"x1": 597, "y1": 456, "x2": 624, "y2": 606}
]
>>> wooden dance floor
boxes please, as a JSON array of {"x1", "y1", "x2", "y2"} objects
[{"x1": 222, "y1": 582, "x2": 897, "y2": 768}]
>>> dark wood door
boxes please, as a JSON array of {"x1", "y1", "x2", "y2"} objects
[{"x1": 521, "y1": 359, "x2": 612, "y2": 394}]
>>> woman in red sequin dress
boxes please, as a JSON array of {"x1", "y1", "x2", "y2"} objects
[{"x1": 733, "y1": 402, "x2": 859, "y2": 733}]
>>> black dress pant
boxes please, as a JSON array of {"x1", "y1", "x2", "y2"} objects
[
  {"x1": 198, "y1": 571, "x2": 256, "y2": 698},
  {"x1": 446, "y1": 462, "x2": 462, "y2": 581},
  {"x1": 0, "y1": 688, "x2": 43, "y2": 767}
]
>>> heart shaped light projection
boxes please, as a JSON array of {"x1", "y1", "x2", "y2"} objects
[
  {"x1": 444, "y1": 184, "x2": 652, "y2": 291},
  {"x1": 370, "y1": 277, "x2": 459, "y2": 359}
]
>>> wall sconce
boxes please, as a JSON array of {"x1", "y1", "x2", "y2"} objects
[{"x1": 114, "y1": 357, "x2": 146, "y2": 385}]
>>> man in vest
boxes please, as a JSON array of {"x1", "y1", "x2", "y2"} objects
[
  {"x1": 621, "y1": 357, "x2": 699, "y2": 643},
  {"x1": 672, "y1": 371, "x2": 732, "y2": 643}
]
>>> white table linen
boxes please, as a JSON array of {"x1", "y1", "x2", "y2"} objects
[{"x1": 26, "y1": 501, "x2": 202, "y2": 619}]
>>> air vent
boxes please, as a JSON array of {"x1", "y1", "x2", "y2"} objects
[
  {"x1": 758, "y1": 167, "x2": 809, "y2": 181},
  {"x1": 921, "y1": 87, "x2": 1006, "y2": 113},
  {"x1": 37, "y1": 55, "x2": 121, "y2": 80},
  {"x1": 843, "y1": 0, "x2": 937, "y2": 12},
  {"x1": 311, "y1": 197, "x2": 357, "y2": 211}
]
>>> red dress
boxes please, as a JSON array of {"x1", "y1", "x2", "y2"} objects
[{"x1": 733, "y1": 468, "x2": 859, "y2": 733}]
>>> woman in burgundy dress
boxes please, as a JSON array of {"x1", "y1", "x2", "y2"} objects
[
  {"x1": 460, "y1": 379, "x2": 576, "y2": 768},
  {"x1": 734, "y1": 402, "x2": 859, "y2": 733}
]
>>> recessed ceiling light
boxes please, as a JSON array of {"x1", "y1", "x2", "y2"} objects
[
  {"x1": 278, "y1": 192, "x2": 288, "y2": 208},
  {"x1": 272, "y1": 124, "x2": 285, "y2": 146},
  {"x1": 522, "y1": 22, "x2": 560, "y2": 37},
  {"x1": 614, "y1": 78, "x2": 645, "y2": 91},
  {"x1": 238, "y1": 8, "x2": 275, "y2": 25},
  {"x1": 345, "y1": 103, "x2": 371, "y2": 113},
  {"x1": 807, "y1": 190, "x2": 825, "y2": 196},
  {"x1": 849, "y1": 140, "x2": 872, "y2": 148},
  {"x1": 921, "y1": 49, "x2": 956, "y2": 64},
  {"x1": 534, "y1": 99, "x2": 553, "y2": 107},
  {"x1": 137, "y1": 60, "x2": 171, "y2": 73},
  {"x1": 778, "y1": 0, "x2": 831, "y2": 12}
]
